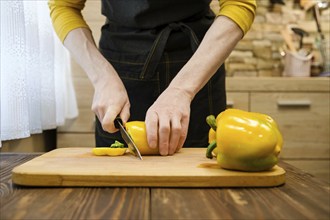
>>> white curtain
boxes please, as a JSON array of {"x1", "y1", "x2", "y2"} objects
[{"x1": 0, "y1": 1, "x2": 78, "y2": 146}]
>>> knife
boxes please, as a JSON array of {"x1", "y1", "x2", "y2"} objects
[{"x1": 114, "y1": 117, "x2": 143, "y2": 160}]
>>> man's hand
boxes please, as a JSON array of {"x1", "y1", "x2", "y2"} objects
[
  {"x1": 145, "y1": 86, "x2": 192, "y2": 156},
  {"x1": 64, "y1": 28, "x2": 130, "y2": 132},
  {"x1": 145, "y1": 16, "x2": 244, "y2": 155},
  {"x1": 92, "y1": 73, "x2": 130, "y2": 133}
]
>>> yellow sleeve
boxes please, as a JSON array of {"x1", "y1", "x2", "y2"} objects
[
  {"x1": 48, "y1": 0, "x2": 90, "y2": 42},
  {"x1": 217, "y1": 0, "x2": 257, "y2": 35}
]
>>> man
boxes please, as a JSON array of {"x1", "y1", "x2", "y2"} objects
[{"x1": 49, "y1": 0, "x2": 256, "y2": 155}]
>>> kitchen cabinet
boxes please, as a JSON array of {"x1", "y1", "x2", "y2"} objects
[
  {"x1": 226, "y1": 92, "x2": 249, "y2": 110},
  {"x1": 226, "y1": 77, "x2": 330, "y2": 182},
  {"x1": 251, "y1": 92, "x2": 329, "y2": 159}
]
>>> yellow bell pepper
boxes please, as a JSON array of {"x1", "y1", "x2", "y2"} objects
[
  {"x1": 206, "y1": 109, "x2": 283, "y2": 172},
  {"x1": 92, "y1": 141, "x2": 127, "y2": 156},
  {"x1": 125, "y1": 121, "x2": 159, "y2": 155}
]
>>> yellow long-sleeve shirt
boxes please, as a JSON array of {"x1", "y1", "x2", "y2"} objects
[{"x1": 49, "y1": 0, "x2": 256, "y2": 43}]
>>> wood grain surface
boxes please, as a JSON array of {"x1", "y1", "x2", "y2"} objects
[
  {"x1": 11, "y1": 148, "x2": 285, "y2": 187},
  {"x1": 151, "y1": 164, "x2": 330, "y2": 220},
  {"x1": 1, "y1": 153, "x2": 329, "y2": 220},
  {"x1": 0, "y1": 153, "x2": 149, "y2": 220}
]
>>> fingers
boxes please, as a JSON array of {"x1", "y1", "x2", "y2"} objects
[
  {"x1": 120, "y1": 103, "x2": 131, "y2": 124},
  {"x1": 176, "y1": 115, "x2": 189, "y2": 152},
  {"x1": 145, "y1": 111, "x2": 159, "y2": 149},
  {"x1": 101, "y1": 107, "x2": 120, "y2": 133},
  {"x1": 93, "y1": 107, "x2": 105, "y2": 126},
  {"x1": 146, "y1": 111, "x2": 189, "y2": 156},
  {"x1": 90, "y1": 69, "x2": 130, "y2": 134},
  {"x1": 158, "y1": 115, "x2": 170, "y2": 155},
  {"x1": 93, "y1": 103, "x2": 131, "y2": 133},
  {"x1": 168, "y1": 116, "x2": 182, "y2": 155},
  {"x1": 169, "y1": 115, "x2": 189, "y2": 154}
]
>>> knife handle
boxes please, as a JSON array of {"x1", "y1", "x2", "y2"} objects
[{"x1": 114, "y1": 117, "x2": 122, "y2": 129}]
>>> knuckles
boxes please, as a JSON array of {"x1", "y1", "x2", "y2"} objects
[
  {"x1": 91, "y1": 103, "x2": 106, "y2": 112},
  {"x1": 159, "y1": 125, "x2": 170, "y2": 134},
  {"x1": 101, "y1": 119, "x2": 115, "y2": 133}
]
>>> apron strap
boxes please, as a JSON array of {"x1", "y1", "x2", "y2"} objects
[{"x1": 140, "y1": 22, "x2": 200, "y2": 79}]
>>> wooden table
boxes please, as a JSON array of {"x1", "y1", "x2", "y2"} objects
[{"x1": 1, "y1": 153, "x2": 329, "y2": 220}]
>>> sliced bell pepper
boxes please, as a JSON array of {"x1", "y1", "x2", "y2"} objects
[{"x1": 92, "y1": 141, "x2": 127, "y2": 156}]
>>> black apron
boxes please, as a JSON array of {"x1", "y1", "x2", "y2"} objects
[{"x1": 96, "y1": 0, "x2": 226, "y2": 148}]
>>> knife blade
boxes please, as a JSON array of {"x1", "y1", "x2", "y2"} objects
[{"x1": 115, "y1": 117, "x2": 143, "y2": 160}]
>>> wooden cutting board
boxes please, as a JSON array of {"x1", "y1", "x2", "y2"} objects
[{"x1": 12, "y1": 148, "x2": 285, "y2": 187}]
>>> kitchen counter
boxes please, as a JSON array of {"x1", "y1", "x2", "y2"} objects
[
  {"x1": 1, "y1": 153, "x2": 329, "y2": 220},
  {"x1": 226, "y1": 77, "x2": 330, "y2": 92}
]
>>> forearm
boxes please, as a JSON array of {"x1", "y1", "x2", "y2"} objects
[
  {"x1": 64, "y1": 28, "x2": 130, "y2": 131},
  {"x1": 63, "y1": 28, "x2": 119, "y2": 86},
  {"x1": 169, "y1": 16, "x2": 243, "y2": 99}
]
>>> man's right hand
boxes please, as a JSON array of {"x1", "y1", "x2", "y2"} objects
[
  {"x1": 64, "y1": 28, "x2": 130, "y2": 133},
  {"x1": 92, "y1": 72, "x2": 130, "y2": 133}
]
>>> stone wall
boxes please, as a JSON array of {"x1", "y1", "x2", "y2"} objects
[{"x1": 211, "y1": 0, "x2": 330, "y2": 77}]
